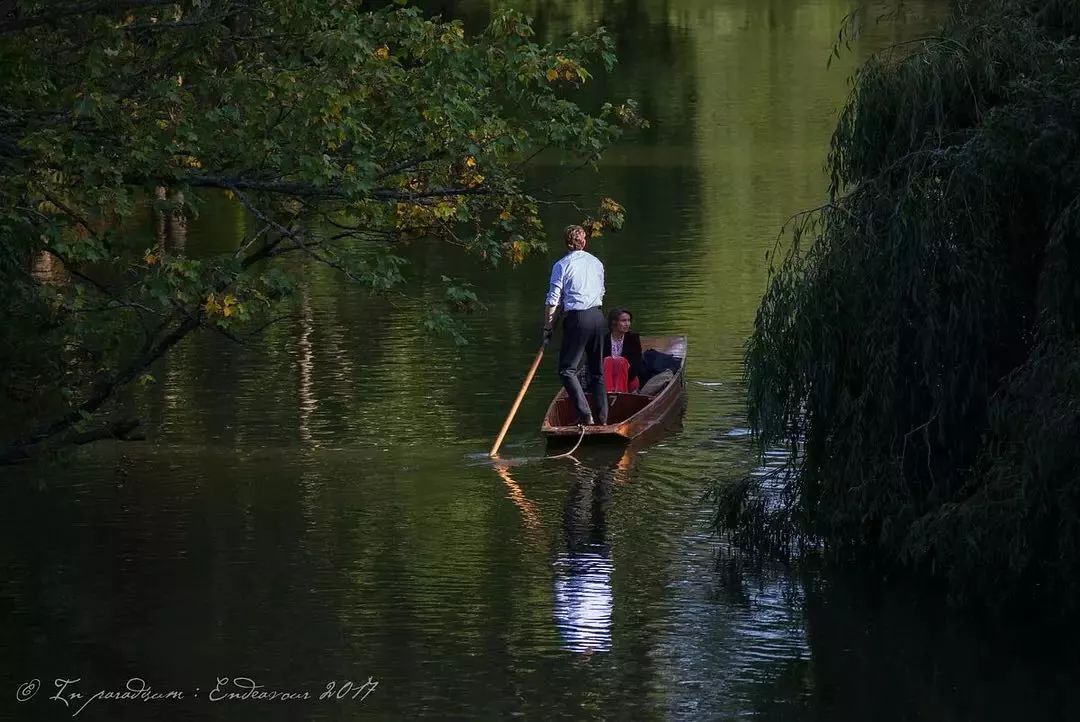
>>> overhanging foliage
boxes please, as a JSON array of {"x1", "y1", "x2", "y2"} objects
[
  {"x1": 0, "y1": 0, "x2": 642, "y2": 462},
  {"x1": 727, "y1": 0, "x2": 1080, "y2": 610}
]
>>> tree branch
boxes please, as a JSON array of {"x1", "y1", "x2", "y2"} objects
[
  {"x1": 0, "y1": 0, "x2": 176, "y2": 35},
  {"x1": 188, "y1": 174, "x2": 501, "y2": 202},
  {"x1": 0, "y1": 419, "x2": 142, "y2": 465},
  {"x1": 125, "y1": 6, "x2": 248, "y2": 32}
]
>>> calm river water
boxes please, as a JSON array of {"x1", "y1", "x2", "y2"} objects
[{"x1": 5, "y1": 1, "x2": 1080, "y2": 720}]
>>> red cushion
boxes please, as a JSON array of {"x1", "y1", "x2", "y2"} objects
[{"x1": 604, "y1": 356, "x2": 631, "y2": 393}]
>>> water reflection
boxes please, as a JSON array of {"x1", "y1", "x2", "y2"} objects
[
  {"x1": 154, "y1": 186, "x2": 188, "y2": 255},
  {"x1": 297, "y1": 292, "x2": 318, "y2": 447},
  {"x1": 496, "y1": 448, "x2": 639, "y2": 656},
  {"x1": 555, "y1": 459, "x2": 617, "y2": 654},
  {"x1": 494, "y1": 461, "x2": 543, "y2": 535},
  {"x1": 553, "y1": 549, "x2": 613, "y2": 654},
  {"x1": 31, "y1": 251, "x2": 69, "y2": 285}
]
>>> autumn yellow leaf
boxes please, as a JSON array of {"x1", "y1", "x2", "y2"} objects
[
  {"x1": 465, "y1": 156, "x2": 477, "y2": 168},
  {"x1": 374, "y1": 45, "x2": 390, "y2": 60},
  {"x1": 600, "y1": 197, "x2": 622, "y2": 213},
  {"x1": 204, "y1": 293, "x2": 221, "y2": 316},
  {"x1": 546, "y1": 69, "x2": 558, "y2": 82},
  {"x1": 499, "y1": 209, "x2": 512, "y2": 221},
  {"x1": 221, "y1": 291, "x2": 236, "y2": 317},
  {"x1": 506, "y1": 240, "x2": 528, "y2": 264}
]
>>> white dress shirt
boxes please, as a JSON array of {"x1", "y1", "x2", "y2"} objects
[{"x1": 545, "y1": 250, "x2": 605, "y2": 310}]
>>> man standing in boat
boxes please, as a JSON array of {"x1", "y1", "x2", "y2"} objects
[{"x1": 544, "y1": 225, "x2": 608, "y2": 426}]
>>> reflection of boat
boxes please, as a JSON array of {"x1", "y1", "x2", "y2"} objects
[{"x1": 541, "y1": 335, "x2": 687, "y2": 441}]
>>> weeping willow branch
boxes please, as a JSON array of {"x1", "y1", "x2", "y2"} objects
[{"x1": 723, "y1": 0, "x2": 1080, "y2": 613}]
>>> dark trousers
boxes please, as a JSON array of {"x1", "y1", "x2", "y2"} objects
[{"x1": 558, "y1": 307, "x2": 608, "y2": 425}]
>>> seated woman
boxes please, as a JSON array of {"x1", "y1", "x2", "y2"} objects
[{"x1": 602, "y1": 308, "x2": 645, "y2": 393}]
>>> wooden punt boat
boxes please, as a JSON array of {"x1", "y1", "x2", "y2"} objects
[{"x1": 541, "y1": 335, "x2": 687, "y2": 441}]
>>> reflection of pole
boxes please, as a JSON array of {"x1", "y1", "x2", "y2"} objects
[{"x1": 493, "y1": 463, "x2": 543, "y2": 533}]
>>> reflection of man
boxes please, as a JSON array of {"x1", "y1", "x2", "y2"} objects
[
  {"x1": 554, "y1": 465, "x2": 615, "y2": 654},
  {"x1": 491, "y1": 455, "x2": 628, "y2": 656},
  {"x1": 543, "y1": 225, "x2": 607, "y2": 426},
  {"x1": 553, "y1": 551, "x2": 613, "y2": 654}
]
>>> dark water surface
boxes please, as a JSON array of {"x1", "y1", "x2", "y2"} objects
[{"x1": 6, "y1": 1, "x2": 1080, "y2": 720}]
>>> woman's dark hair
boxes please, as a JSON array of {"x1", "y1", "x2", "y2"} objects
[{"x1": 607, "y1": 307, "x2": 632, "y2": 331}]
